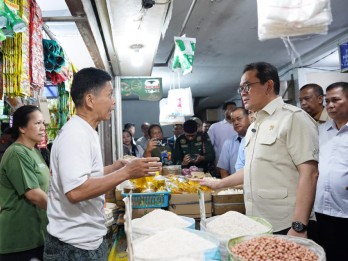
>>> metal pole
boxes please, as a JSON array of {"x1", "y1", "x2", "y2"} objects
[{"x1": 112, "y1": 76, "x2": 123, "y2": 161}]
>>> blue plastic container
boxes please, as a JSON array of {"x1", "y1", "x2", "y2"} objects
[{"x1": 122, "y1": 191, "x2": 170, "y2": 209}]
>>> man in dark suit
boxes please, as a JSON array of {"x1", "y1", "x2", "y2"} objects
[{"x1": 167, "y1": 124, "x2": 183, "y2": 150}]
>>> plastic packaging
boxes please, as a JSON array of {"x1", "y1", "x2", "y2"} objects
[
  {"x1": 172, "y1": 36, "x2": 196, "y2": 75},
  {"x1": 133, "y1": 228, "x2": 221, "y2": 261},
  {"x1": 257, "y1": 0, "x2": 332, "y2": 41},
  {"x1": 132, "y1": 210, "x2": 195, "y2": 240}
]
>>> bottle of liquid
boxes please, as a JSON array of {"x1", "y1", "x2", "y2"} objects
[{"x1": 161, "y1": 150, "x2": 168, "y2": 165}]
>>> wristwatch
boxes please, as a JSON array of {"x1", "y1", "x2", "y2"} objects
[{"x1": 291, "y1": 221, "x2": 308, "y2": 233}]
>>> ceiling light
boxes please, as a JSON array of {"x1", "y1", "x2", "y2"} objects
[{"x1": 130, "y1": 44, "x2": 144, "y2": 67}]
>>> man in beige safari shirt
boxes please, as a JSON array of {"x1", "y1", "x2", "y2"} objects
[{"x1": 201, "y1": 62, "x2": 319, "y2": 239}]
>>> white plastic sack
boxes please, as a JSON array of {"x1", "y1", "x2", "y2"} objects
[
  {"x1": 257, "y1": 0, "x2": 332, "y2": 41},
  {"x1": 159, "y1": 98, "x2": 185, "y2": 126},
  {"x1": 167, "y1": 87, "x2": 194, "y2": 117},
  {"x1": 132, "y1": 216, "x2": 195, "y2": 241},
  {"x1": 201, "y1": 215, "x2": 272, "y2": 261},
  {"x1": 133, "y1": 228, "x2": 221, "y2": 261}
]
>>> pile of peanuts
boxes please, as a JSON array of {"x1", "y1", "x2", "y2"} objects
[{"x1": 230, "y1": 236, "x2": 318, "y2": 261}]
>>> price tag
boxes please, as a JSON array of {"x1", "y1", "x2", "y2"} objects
[
  {"x1": 198, "y1": 189, "x2": 206, "y2": 225},
  {"x1": 123, "y1": 193, "x2": 134, "y2": 261}
]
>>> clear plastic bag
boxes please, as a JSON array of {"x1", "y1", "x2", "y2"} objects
[{"x1": 257, "y1": 0, "x2": 332, "y2": 41}]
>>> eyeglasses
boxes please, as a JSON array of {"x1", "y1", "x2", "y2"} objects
[{"x1": 237, "y1": 81, "x2": 261, "y2": 94}]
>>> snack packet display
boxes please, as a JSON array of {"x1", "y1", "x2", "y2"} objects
[
  {"x1": 166, "y1": 175, "x2": 211, "y2": 194},
  {"x1": 4, "y1": 1, "x2": 26, "y2": 33},
  {"x1": 0, "y1": 0, "x2": 7, "y2": 28}
]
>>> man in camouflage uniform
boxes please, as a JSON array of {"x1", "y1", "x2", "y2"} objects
[{"x1": 173, "y1": 120, "x2": 215, "y2": 172}]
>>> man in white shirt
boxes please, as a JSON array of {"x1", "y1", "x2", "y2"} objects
[
  {"x1": 44, "y1": 68, "x2": 161, "y2": 260},
  {"x1": 217, "y1": 107, "x2": 250, "y2": 178},
  {"x1": 136, "y1": 122, "x2": 150, "y2": 151},
  {"x1": 207, "y1": 101, "x2": 237, "y2": 177},
  {"x1": 314, "y1": 81, "x2": 348, "y2": 260}
]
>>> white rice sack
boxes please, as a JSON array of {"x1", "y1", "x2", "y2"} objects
[
  {"x1": 201, "y1": 211, "x2": 271, "y2": 261},
  {"x1": 206, "y1": 211, "x2": 269, "y2": 238},
  {"x1": 133, "y1": 228, "x2": 219, "y2": 261},
  {"x1": 131, "y1": 209, "x2": 195, "y2": 240}
]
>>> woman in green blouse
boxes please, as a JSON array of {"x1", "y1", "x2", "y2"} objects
[{"x1": 0, "y1": 105, "x2": 50, "y2": 261}]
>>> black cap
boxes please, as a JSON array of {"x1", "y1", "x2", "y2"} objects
[{"x1": 183, "y1": 120, "x2": 198, "y2": 134}]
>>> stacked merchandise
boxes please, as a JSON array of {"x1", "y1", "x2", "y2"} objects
[
  {"x1": 43, "y1": 39, "x2": 75, "y2": 141},
  {"x1": 0, "y1": 0, "x2": 45, "y2": 113},
  {"x1": 212, "y1": 188, "x2": 245, "y2": 215},
  {"x1": 29, "y1": 0, "x2": 44, "y2": 93},
  {"x1": 0, "y1": 0, "x2": 74, "y2": 144},
  {"x1": 2, "y1": 0, "x2": 30, "y2": 97}
]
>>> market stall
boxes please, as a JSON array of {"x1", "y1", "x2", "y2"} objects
[
  {"x1": 112, "y1": 168, "x2": 326, "y2": 261},
  {"x1": 0, "y1": 0, "x2": 75, "y2": 159}
]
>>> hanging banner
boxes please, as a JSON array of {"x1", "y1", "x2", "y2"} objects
[
  {"x1": 339, "y1": 42, "x2": 348, "y2": 73},
  {"x1": 120, "y1": 77, "x2": 163, "y2": 101}
]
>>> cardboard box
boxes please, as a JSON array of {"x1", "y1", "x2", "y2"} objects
[
  {"x1": 131, "y1": 208, "x2": 158, "y2": 219},
  {"x1": 212, "y1": 193, "x2": 245, "y2": 216},
  {"x1": 115, "y1": 189, "x2": 125, "y2": 208},
  {"x1": 169, "y1": 192, "x2": 212, "y2": 218}
]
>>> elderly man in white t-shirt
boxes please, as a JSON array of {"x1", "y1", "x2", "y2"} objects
[{"x1": 45, "y1": 68, "x2": 161, "y2": 260}]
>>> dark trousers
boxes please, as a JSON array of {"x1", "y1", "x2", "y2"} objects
[
  {"x1": 316, "y1": 212, "x2": 348, "y2": 261},
  {"x1": 43, "y1": 233, "x2": 107, "y2": 261},
  {"x1": 0, "y1": 246, "x2": 44, "y2": 261},
  {"x1": 273, "y1": 220, "x2": 319, "y2": 244}
]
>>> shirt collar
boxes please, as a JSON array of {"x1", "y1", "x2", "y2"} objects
[
  {"x1": 314, "y1": 107, "x2": 324, "y2": 122},
  {"x1": 316, "y1": 107, "x2": 330, "y2": 123},
  {"x1": 259, "y1": 96, "x2": 284, "y2": 116},
  {"x1": 324, "y1": 119, "x2": 348, "y2": 131}
]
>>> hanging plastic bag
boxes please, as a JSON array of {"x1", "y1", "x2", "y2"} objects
[
  {"x1": 257, "y1": 0, "x2": 332, "y2": 41},
  {"x1": 4, "y1": 1, "x2": 27, "y2": 33},
  {"x1": 159, "y1": 98, "x2": 185, "y2": 126},
  {"x1": 167, "y1": 87, "x2": 194, "y2": 117},
  {"x1": 172, "y1": 36, "x2": 196, "y2": 75},
  {"x1": 0, "y1": 0, "x2": 7, "y2": 28}
]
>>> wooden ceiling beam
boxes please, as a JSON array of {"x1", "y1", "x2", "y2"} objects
[{"x1": 65, "y1": 0, "x2": 109, "y2": 72}]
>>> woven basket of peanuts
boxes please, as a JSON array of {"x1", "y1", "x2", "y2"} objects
[{"x1": 227, "y1": 234, "x2": 326, "y2": 261}]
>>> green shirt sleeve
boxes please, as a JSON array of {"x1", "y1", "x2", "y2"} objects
[{"x1": 5, "y1": 148, "x2": 41, "y2": 196}]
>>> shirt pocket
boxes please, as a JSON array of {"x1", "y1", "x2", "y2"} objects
[
  {"x1": 256, "y1": 188, "x2": 290, "y2": 219},
  {"x1": 257, "y1": 188, "x2": 288, "y2": 199},
  {"x1": 258, "y1": 134, "x2": 277, "y2": 145}
]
